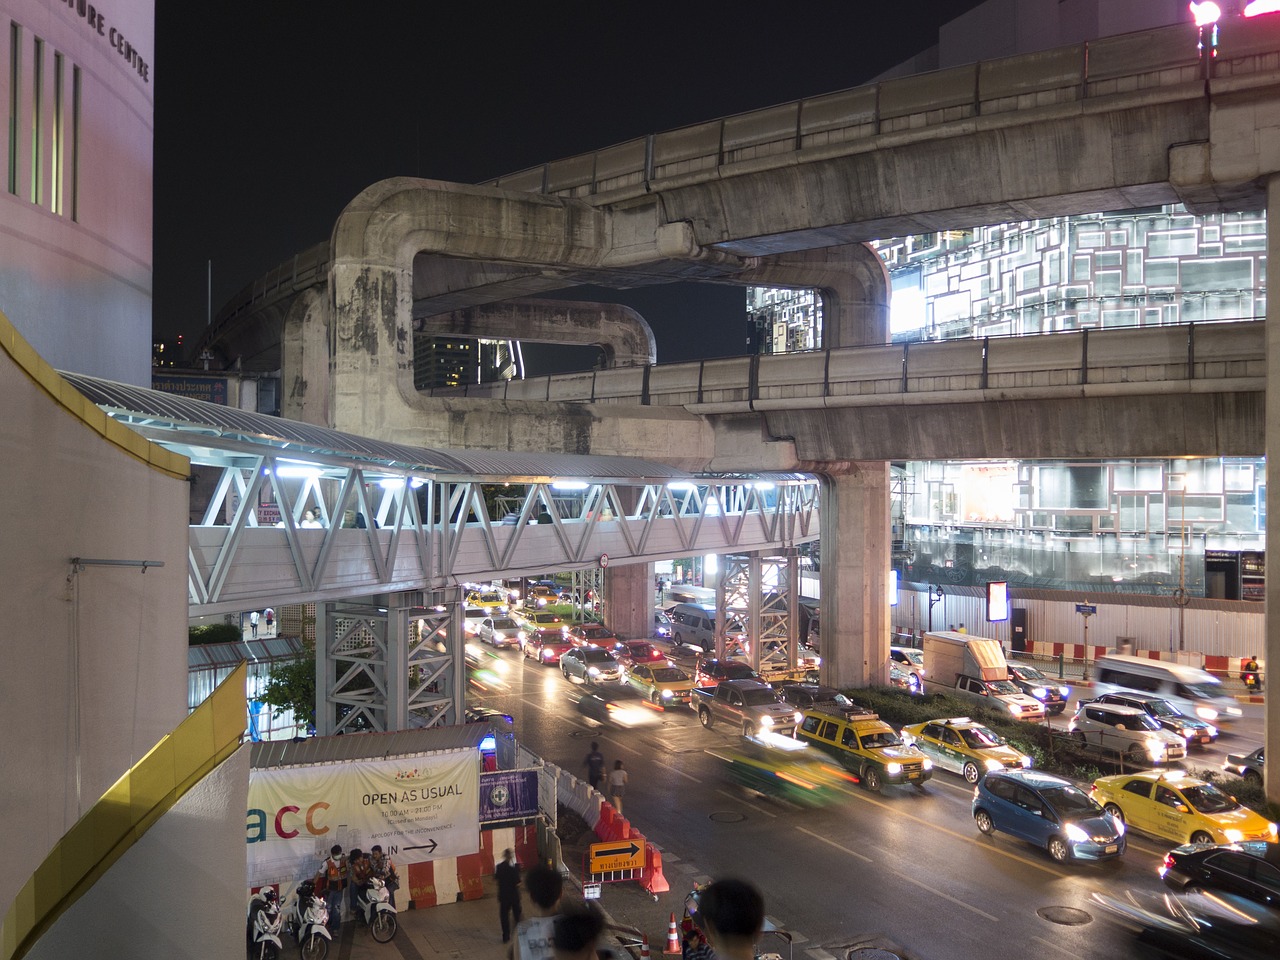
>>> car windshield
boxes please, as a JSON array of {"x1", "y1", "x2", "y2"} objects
[
  {"x1": 464, "y1": 608, "x2": 485, "y2": 619},
  {"x1": 960, "y1": 725, "x2": 1006, "y2": 748},
  {"x1": 531, "y1": 613, "x2": 562, "y2": 624},
  {"x1": 721, "y1": 663, "x2": 757, "y2": 680},
  {"x1": 1182, "y1": 680, "x2": 1224, "y2": 700},
  {"x1": 583, "y1": 649, "x2": 615, "y2": 663},
  {"x1": 1014, "y1": 665, "x2": 1047, "y2": 682},
  {"x1": 1180, "y1": 782, "x2": 1239, "y2": 814},
  {"x1": 1132, "y1": 713, "x2": 1163, "y2": 731},
  {"x1": 861, "y1": 730, "x2": 905, "y2": 748},
  {"x1": 490, "y1": 618, "x2": 518, "y2": 630},
  {"x1": 1144, "y1": 699, "x2": 1181, "y2": 717},
  {"x1": 1040, "y1": 784, "x2": 1101, "y2": 818},
  {"x1": 900, "y1": 649, "x2": 924, "y2": 666},
  {"x1": 480, "y1": 593, "x2": 502, "y2": 603},
  {"x1": 652, "y1": 667, "x2": 689, "y2": 682},
  {"x1": 986, "y1": 679, "x2": 1021, "y2": 695},
  {"x1": 580, "y1": 626, "x2": 611, "y2": 637},
  {"x1": 626, "y1": 642, "x2": 656, "y2": 657},
  {"x1": 741, "y1": 689, "x2": 782, "y2": 706}
]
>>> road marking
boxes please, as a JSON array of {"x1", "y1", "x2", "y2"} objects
[
  {"x1": 716, "y1": 788, "x2": 778, "y2": 817},
  {"x1": 795, "y1": 826, "x2": 872, "y2": 862},
  {"x1": 895, "y1": 871, "x2": 999, "y2": 922}
]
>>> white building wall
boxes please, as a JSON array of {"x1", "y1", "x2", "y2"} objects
[
  {"x1": 0, "y1": 0, "x2": 153, "y2": 385},
  {"x1": 0, "y1": 322, "x2": 189, "y2": 916},
  {"x1": 24, "y1": 748, "x2": 249, "y2": 960}
]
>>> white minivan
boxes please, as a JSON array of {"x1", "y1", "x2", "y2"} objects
[{"x1": 1093, "y1": 654, "x2": 1243, "y2": 726}]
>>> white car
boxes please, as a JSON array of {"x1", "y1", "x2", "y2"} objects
[
  {"x1": 1067, "y1": 701, "x2": 1187, "y2": 766},
  {"x1": 462, "y1": 606, "x2": 487, "y2": 636},
  {"x1": 478, "y1": 616, "x2": 521, "y2": 648}
]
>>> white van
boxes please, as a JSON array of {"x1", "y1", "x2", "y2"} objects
[
  {"x1": 1093, "y1": 654, "x2": 1243, "y2": 726},
  {"x1": 667, "y1": 602, "x2": 746, "y2": 651}
]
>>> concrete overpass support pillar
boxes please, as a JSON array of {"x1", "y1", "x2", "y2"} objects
[
  {"x1": 314, "y1": 603, "x2": 334, "y2": 736},
  {"x1": 819, "y1": 467, "x2": 891, "y2": 689},
  {"x1": 604, "y1": 563, "x2": 652, "y2": 641},
  {"x1": 1264, "y1": 175, "x2": 1280, "y2": 805}
]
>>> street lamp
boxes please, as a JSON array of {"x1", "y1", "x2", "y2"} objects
[{"x1": 1170, "y1": 473, "x2": 1189, "y2": 652}]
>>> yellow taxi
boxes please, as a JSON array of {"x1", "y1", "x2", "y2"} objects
[
  {"x1": 623, "y1": 662, "x2": 696, "y2": 705},
  {"x1": 465, "y1": 590, "x2": 508, "y2": 612},
  {"x1": 901, "y1": 717, "x2": 1033, "y2": 784},
  {"x1": 1090, "y1": 770, "x2": 1278, "y2": 846}
]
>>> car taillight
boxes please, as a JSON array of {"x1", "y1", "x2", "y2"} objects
[{"x1": 1158, "y1": 853, "x2": 1174, "y2": 878}]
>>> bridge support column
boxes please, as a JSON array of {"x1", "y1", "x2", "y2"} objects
[
  {"x1": 819, "y1": 468, "x2": 891, "y2": 689},
  {"x1": 1264, "y1": 174, "x2": 1280, "y2": 804},
  {"x1": 603, "y1": 563, "x2": 652, "y2": 641}
]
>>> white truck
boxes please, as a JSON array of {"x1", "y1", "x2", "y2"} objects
[{"x1": 921, "y1": 631, "x2": 1046, "y2": 721}]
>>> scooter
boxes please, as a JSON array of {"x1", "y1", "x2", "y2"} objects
[
  {"x1": 289, "y1": 880, "x2": 332, "y2": 960},
  {"x1": 247, "y1": 889, "x2": 283, "y2": 960},
  {"x1": 355, "y1": 877, "x2": 398, "y2": 942}
]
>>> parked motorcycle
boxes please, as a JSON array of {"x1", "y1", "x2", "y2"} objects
[
  {"x1": 355, "y1": 877, "x2": 398, "y2": 942},
  {"x1": 247, "y1": 888, "x2": 283, "y2": 960},
  {"x1": 288, "y1": 880, "x2": 332, "y2": 960}
]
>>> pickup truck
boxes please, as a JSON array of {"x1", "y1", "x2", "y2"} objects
[{"x1": 693, "y1": 679, "x2": 802, "y2": 737}]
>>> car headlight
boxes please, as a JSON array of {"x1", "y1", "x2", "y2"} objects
[
  {"x1": 921, "y1": 758, "x2": 933, "y2": 771},
  {"x1": 1065, "y1": 823, "x2": 1089, "y2": 843},
  {"x1": 1269, "y1": 822, "x2": 1278, "y2": 838},
  {"x1": 1058, "y1": 686, "x2": 1070, "y2": 696},
  {"x1": 1021, "y1": 756, "x2": 1034, "y2": 769},
  {"x1": 1147, "y1": 740, "x2": 1165, "y2": 760},
  {"x1": 759, "y1": 715, "x2": 774, "y2": 727},
  {"x1": 1195, "y1": 706, "x2": 1219, "y2": 721},
  {"x1": 885, "y1": 762, "x2": 902, "y2": 776},
  {"x1": 1224, "y1": 829, "x2": 1244, "y2": 843},
  {"x1": 661, "y1": 689, "x2": 673, "y2": 699},
  {"x1": 587, "y1": 667, "x2": 600, "y2": 676},
  {"x1": 984, "y1": 758, "x2": 1005, "y2": 771},
  {"x1": 1204, "y1": 725, "x2": 1217, "y2": 737},
  {"x1": 794, "y1": 711, "x2": 803, "y2": 723},
  {"x1": 1031, "y1": 687, "x2": 1047, "y2": 699},
  {"x1": 1110, "y1": 816, "x2": 1125, "y2": 836},
  {"x1": 1008, "y1": 703, "x2": 1023, "y2": 715}
]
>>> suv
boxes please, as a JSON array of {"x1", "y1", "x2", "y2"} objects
[
  {"x1": 776, "y1": 683, "x2": 872, "y2": 719},
  {"x1": 796, "y1": 711, "x2": 933, "y2": 792},
  {"x1": 1006, "y1": 663, "x2": 1070, "y2": 715},
  {"x1": 1067, "y1": 702, "x2": 1187, "y2": 765},
  {"x1": 694, "y1": 656, "x2": 761, "y2": 688},
  {"x1": 1091, "y1": 691, "x2": 1217, "y2": 747}
]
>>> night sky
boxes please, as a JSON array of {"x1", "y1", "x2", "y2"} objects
[{"x1": 153, "y1": 1, "x2": 986, "y2": 371}]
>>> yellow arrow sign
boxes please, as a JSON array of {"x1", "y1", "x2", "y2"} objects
[{"x1": 588, "y1": 839, "x2": 645, "y2": 873}]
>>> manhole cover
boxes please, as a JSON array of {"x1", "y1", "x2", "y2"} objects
[
  {"x1": 848, "y1": 950, "x2": 901, "y2": 960},
  {"x1": 709, "y1": 811, "x2": 747, "y2": 823},
  {"x1": 568, "y1": 730, "x2": 590, "y2": 738},
  {"x1": 1037, "y1": 906, "x2": 1093, "y2": 926}
]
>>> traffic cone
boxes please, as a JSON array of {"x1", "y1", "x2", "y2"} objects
[
  {"x1": 639, "y1": 934, "x2": 652, "y2": 959},
  {"x1": 663, "y1": 912, "x2": 681, "y2": 955}
]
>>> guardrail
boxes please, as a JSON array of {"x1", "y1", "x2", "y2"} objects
[
  {"x1": 428, "y1": 319, "x2": 1265, "y2": 410},
  {"x1": 484, "y1": 19, "x2": 1280, "y2": 202}
]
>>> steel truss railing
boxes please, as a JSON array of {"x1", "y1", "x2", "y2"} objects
[{"x1": 187, "y1": 458, "x2": 819, "y2": 615}]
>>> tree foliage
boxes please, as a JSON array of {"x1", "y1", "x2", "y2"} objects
[
  {"x1": 261, "y1": 640, "x2": 316, "y2": 721},
  {"x1": 189, "y1": 622, "x2": 243, "y2": 645}
]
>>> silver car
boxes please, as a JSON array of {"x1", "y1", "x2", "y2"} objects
[
  {"x1": 560, "y1": 646, "x2": 621, "y2": 685},
  {"x1": 1067, "y1": 702, "x2": 1187, "y2": 765},
  {"x1": 478, "y1": 615, "x2": 521, "y2": 648}
]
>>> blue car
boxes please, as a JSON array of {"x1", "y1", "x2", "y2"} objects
[{"x1": 972, "y1": 769, "x2": 1126, "y2": 864}]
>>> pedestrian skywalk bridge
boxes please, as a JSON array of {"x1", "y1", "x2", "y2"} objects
[{"x1": 62, "y1": 373, "x2": 819, "y2": 616}]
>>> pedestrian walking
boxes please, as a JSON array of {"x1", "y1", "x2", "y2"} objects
[
  {"x1": 249, "y1": 610, "x2": 260, "y2": 638},
  {"x1": 582, "y1": 741, "x2": 605, "y2": 791},
  {"x1": 512, "y1": 862, "x2": 564, "y2": 960},
  {"x1": 607, "y1": 759, "x2": 628, "y2": 815},
  {"x1": 495, "y1": 848, "x2": 523, "y2": 943},
  {"x1": 264, "y1": 607, "x2": 274, "y2": 634}
]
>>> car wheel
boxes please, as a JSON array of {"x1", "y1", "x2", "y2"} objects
[
  {"x1": 1104, "y1": 803, "x2": 1125, "y2": 824},
  {"x1": 699, "y1": 709, "x2": 712, "y2": 728},
  {"x1": 650, "y1": 690, "x2": 661, "y2": 705},
  {"x1": 962, "y1": 761, "x2": 982, "y2": 784},
  {"x1": 1191, "y1": 831, "x2": 1214, "y2": 845},
  {"x1": 1245, "y1": 769, "x2": 1262, "y2": 784},
  {"x1": 1124, "y1": 744, "x2": 1146, "y2": 766},
  {"x1": 673, "y1": 633, "x2": 683, "y2": 646},
  {"x1": 975, "y1": 809, "x2": 994, "y2": 835},
  {"x1": 1048, "y1": 836, "x2": 1070, "y2": 864},
  {"x1": 863, "y1": 766, "x2": 882, "y2": 793},
  {"x1": 1071, "y1": 731, "x2": 1087, "y2": 746}
]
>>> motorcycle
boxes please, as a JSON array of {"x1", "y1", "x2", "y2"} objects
[
  {"x1": 288, "y1": 880, "x2": 332, "y2": 960},
  {"x1": 247, "y1": 888, "x2": 284, "y2": 960},
  {"x1": 355, "y1": 876, "x2": 398, "y2": 942}
]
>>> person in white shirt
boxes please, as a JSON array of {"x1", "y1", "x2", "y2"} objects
[{"x1": 512, "y1": 864, "x2": 563, "y2": 960}]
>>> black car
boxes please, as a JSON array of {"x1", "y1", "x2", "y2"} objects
[
  {"x1": 777, "y1": 683, "x2": 871, "y2": 718},
  {"x1": 1160, "y1": 841, "x2": 1280, "y2": 906},
  {"x1": 1092, "y1": 887, "x2": 1280, "y2": 960},
  {"x1": 1224, "y1": 746, "x2": 1265, "y2": 784},
  {"x1": 1006, "y1": 663, "x2": 1069, "y2": 715},
  {"x1": 1093, "y1": 691, "x2": 1218, "y2": 747}
]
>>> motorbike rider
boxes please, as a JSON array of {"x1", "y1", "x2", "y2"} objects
[
  {"x1": 1242, "y1": 654, "x2": 1263, "y2": 692},
  {"x1": 368, "y1": 845, "x2": 398, "y2": 908},
  {"x1": 348, "y1": 848, "x2": 371, "y2": 919}
]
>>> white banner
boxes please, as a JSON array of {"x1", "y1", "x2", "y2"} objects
[{"x1": 247, "y1": 749, "x2": 480, "y2": 885}]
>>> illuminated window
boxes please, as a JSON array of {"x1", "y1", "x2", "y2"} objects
[
  {"x1": 7, "y1": 23, "x2": 17, "y2": 195},
  {"x1": 30, "y1": 35, "x2": 41, "y2": 205}
]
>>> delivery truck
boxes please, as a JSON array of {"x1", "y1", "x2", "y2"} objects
[{"x1": 922, "y1": 631, "x2": 1046, "y2": 721}]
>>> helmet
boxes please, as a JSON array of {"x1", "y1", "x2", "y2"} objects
[{"x1": 262, "y1": 888, "x2": 278, "y2": 903}]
